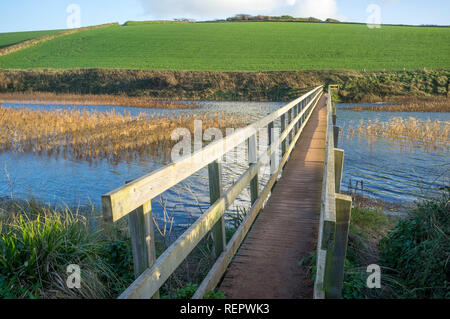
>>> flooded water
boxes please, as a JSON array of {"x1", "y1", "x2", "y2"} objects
[
  {"x1": 336, "y1": 104, "x2": 449, "y2": 204},
  {"x1": 0, "y1": 101, "x2": 284, "y2": 227},
  {"x1": 1, "y1": 100, "x2": 448, "y2": 226}
]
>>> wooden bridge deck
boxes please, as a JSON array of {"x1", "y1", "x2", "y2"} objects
[{"x1": 219, "y1": 95, "x2": 328, "y2": 299}]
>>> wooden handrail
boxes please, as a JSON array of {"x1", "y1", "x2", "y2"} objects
[
  {"x1": 102, "y1": 86, "x2": 323, "y2": 223},
  {"x1": 314, "y1": 86, "x2": 352, "y2": 299},
  {"x1": 102, "y1": 86, "x2": 324, "y2": 299}
]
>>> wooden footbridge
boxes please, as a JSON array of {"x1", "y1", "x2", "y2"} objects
[{"x1": 102, "y1": 85, "x2": 352, "y2": 299}]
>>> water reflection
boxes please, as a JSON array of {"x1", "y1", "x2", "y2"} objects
[
  {"x1": 337, "y1": 104, "x2": 449, "y2": 204},
  {"x1": 0, "y1": 101, "x2": 448, "y2": 227},
  {"x1": 1, "y1": 101, "x2": 283, "y2": 226}
]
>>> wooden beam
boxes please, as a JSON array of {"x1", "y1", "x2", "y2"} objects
[
  {"x1": 333, "y1": 126, "x2": 340, "y2": 148},
  {"x1": 334, "y1": 149, "x2": 345, "y2": 194},
  {"x1": 209, "y1": 160, "x2": 226, "y2": 257},
  {"x1": 248, "y1": 133, "x2": 259, "y2": 205},
  {"x1": 127, "y1": 200, "x2": 159, "y2": 298},
  {"x1": 268, "y1": 121, "x2": 276, "y2": 176},
  {"x1": 324, "y1": 194, "x2": 352, "y2": 299},
  {"x1": 280, "y1": 114, "x2": 286, "y2": 157}
]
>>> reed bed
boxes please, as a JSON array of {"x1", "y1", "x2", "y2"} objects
[
  {"x1": 0, "y1": 107, "x2": 247, "y2": 163},
  {"x1": 0, "y1": 92, "x2": 199, "y2": 109},
  {"x1": 343, "y1": 97, "x2": 450, "y2": 113},
  {"x1": 346, "y1": 117, "x2": 450, "y2": 149}
]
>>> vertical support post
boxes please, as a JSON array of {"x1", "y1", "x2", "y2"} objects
[
  {"x1": 334, "y1": 149, "x2": 345, "y2": 194},
  {"x1": 297, "y1": 103, "x2": 301, "y2": 131},
  {"x1": 293, "y1": 105, "x2": 298, "y2": 136},
  {"x1": 248, "y1": 133, "x2": 259, "y2": 205},
  {"x1": 332, "y1": 102, "x2": 337, "y2": 126},
  {"x1": 324, "y1": 194, "x2": 352, "y2": 299},
  {"x1": 333, "y1": 126, "x2": 340, "y2": 148},
  {"x1": 268, "y1": 121, "x2": 276, "y2": 176},
  {"x1": 208, "y1": 160, "x2": 226, "y2": 258},
  {"x1": 288, "y1": 109, "x2": 293, "y2": 146},
  {"x1": 280, "y1": 114, "x2": 286, "y2": 157},
  {"x1": 128, "y1": 199, "x2": 159, "y2": 298}
]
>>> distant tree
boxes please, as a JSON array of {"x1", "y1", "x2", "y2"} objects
[{"x1": 235, "y1": 14, "x2": 250, "y2": 21}]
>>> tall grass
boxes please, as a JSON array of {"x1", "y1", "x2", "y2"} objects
[
  {"x1": 343, "y1": 97, "x2": 450, "y2": 113},
  {"x1": 380, "y1": 188, "x2": 450, "y2": 299},
  {"x1": 347, "y1": 117, "x2": 449, "y2": 149},
  {"x1": 0, "y1": 107, "x2": 247, "y2": 163},
  {"x1": 0, "y1": 200, "x2": 127, "y2": 298}
]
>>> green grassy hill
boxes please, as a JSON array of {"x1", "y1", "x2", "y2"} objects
[
  {"x1": 0, "y1": 22, "x2": 448, "y2": 71},
  {"x1": 0, "y1": 29, "x2": 63, "y2": 49}
]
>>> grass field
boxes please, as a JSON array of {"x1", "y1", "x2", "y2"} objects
[
  {"x1": 0, "y1": 22, "x2": 448, "y2": 71},
  {"x1": 0, "y1": 29, "x2": 64, "y2": 49}
]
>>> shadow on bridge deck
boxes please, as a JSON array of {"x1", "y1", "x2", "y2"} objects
[{"x1": 219, "y1": 94, "x2": 328, "y2": 299}]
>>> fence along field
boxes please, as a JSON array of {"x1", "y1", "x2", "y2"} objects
[{"x1": 0, "y1": 22, "x2": 448, "y2": 70}]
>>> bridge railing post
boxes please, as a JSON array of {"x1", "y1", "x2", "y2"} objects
[
  {"x1": 208, "y1": 159, "x2": 226, "y2": 257},
  {"x1": 324, "y1": 194, "x2": 352, "y2": 299},
  {"x1": 268, "y1": 121, "x2": 276, "y2": 176},
  {"x1": 280, "y1": 114, "x2": 286, "y2": 158},
  {"x1": 125, "y1": 186, "x2": 159, "y2": 298},
  {"x1": 333, "y1": 126, "x2": 340, "y2": 148},
  {"x1": 248, "y1": 133, "x2": 259, "y2": 205},
  {"x1": 288, "y1": 109, "x2": 293, "y2": 146},
  {"x1": 334, "y1": 149, "x2": 344, "y2": 194}
]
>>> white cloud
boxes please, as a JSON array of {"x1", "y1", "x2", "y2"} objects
[
  {"x1": 139, "y1": 0, "x2": 339, "y2": 21},
  {"x1": 292, "y1": 0, "x2": 338, "y2": 20}
]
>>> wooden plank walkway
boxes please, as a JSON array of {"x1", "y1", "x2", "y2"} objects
[{"x1": 219, "y1": 95, "x2": 328, "y2": 299}]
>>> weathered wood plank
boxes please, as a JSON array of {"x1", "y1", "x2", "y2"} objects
[
  {"x1": 334, "y1": 149, "x2": 345, "y2": 194},
  {"x1": 248, "y1": 134, "x2": 259, "y2": 205},
  {"x1": 209, "y1": 160, "x2": 226, "y2": 257},
  {"x1": 333, "y1": 126, "x2": 340, "y2": 148},
  {"x1": 280, "y1": 114, "x2": 286, "y2": 157},
  {"x1": 324, "y1": 193, "x2": 352, "y2": 299}
]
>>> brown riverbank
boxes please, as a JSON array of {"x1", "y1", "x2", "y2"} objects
[
  {"x1": 0, "y1": 92, "x2": 199, "y2": 109},
  {"x1": 0, "y1": 69, "x2": 448, "y2": 103}
]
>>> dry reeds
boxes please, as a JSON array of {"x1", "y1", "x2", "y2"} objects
[
  {"x1": 0, "y1": 107, "x2": 247, "y2": 163},
  {"x1": 346, "y1": 117, "x2": 450, "y2": 149},
  {"x1": 0, "y1": 92, "x2": 199, "y2": 109},
  {"x1": 344, "y1": 97, "x2": 450, "y2": 113}
]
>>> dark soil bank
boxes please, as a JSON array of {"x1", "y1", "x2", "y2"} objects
[{"x1": 0, "y1": 69, "x2": 448, "y2": 102}]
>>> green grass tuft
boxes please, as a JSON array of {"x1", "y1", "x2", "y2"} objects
[
  {"x1": 0, "y1": 200, "x2": 133, "y2": 299},
  {"x1": 379, "y1": 188, "x2": 450, "y2": 299}
]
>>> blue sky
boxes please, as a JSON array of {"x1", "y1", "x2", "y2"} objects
[{"x1": 0, "y1": 0, "x2": 449, "y2": 33}]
